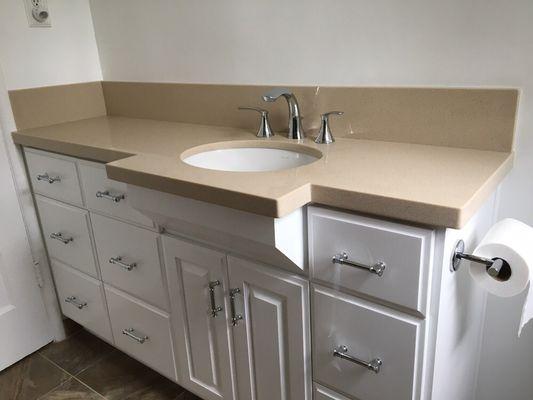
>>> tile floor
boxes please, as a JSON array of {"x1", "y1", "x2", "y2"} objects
[{"x1": 0, "y1": 319, "x2": 200, "y2": 400}]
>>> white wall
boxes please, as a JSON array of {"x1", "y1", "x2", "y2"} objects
[
  {"x1": 89, "y1": 1, "x2": 533, "y2": 399},
  {"x1": 0, "y1": 0, "x2": 102, "y2": 90}
]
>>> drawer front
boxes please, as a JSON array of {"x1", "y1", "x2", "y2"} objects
[
  {"x1": 105, "y1": 286, "x2": 176, "y2": 381},
  {"x1": 52, "y1": 260, "x2": 113, "y2": 343},
  {"x1": 308, "y1": 207, "x2": 433, "y2": 313},
  {"x1": 92, "y1": 213, "x2": 168, "y2": 310},
  {"x1": 25, "y1": 149, "x2": 83, "y2": 206},
  {"x1": 79, "y1": 161, "x2": 154, "y2": 228},
  {"x1": 312, "y1": 285, "x2": 421, "y2": 400},
  {"x1": 314, "y1": 384, "x2": 351, "y2": 400},
  {"x1": 36, "y1": 196, "x2": 98, "y2": 278}
]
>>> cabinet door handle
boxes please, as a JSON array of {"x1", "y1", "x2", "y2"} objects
[
  {"x1": 50, "y1": 232, "x2": 74, "y2": 244},
  {"x1": 122, "y1": 328, "x2": 149, "y2": 344},
  {"x1": 65, "y1": 296, "x2": 87, "y2": 310},
  {"x1": 208, "y1": 280, "x2": 223, "y2": 317},
  {"x1": 229, "y1": 288, "x2": 243, "y2": 326},
  {"x1": 332, "y1": 252, "x2": 386, "y2": 277},
  {"x1": 37, "y1": 173, "x2": 61, "y2": 184},
  {"x1": 96, "y1": 190, "x2": 125, "y2": 203},
  {"x1": 109, "y1": 256, "x2": 137, "y2": 271},
  {"x1": 333, "y1": 345, "x2": 383, "y2": 374}
]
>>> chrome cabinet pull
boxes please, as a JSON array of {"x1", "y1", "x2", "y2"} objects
[
  {"x1": 208, "y1": 280, "x2": 223, "y2": 318},
  {"x1": 65, "y1": 296, "x2": 87, "y2": 310},
  {"x1": 109, "y1": 256, "x2": 137, "y2": 271},
  {"x1": 37, "y1": 173, "x2": 61, "y2": 184},
  {"x1": 229, "y1": 288, "x2": 243, "y2": 326},
  {"x1": 332, "y1": 252, "x2": 386, "y2": 277},
  {"x1": 122, "y1": 328, "x2": 149, "y2": 344},
  {"x1": 96, "y1": 190, "x2": 125, "y2": 203},
  {"x1": 50, "y1": 232, "x2": 74, "y2": 244},
  {"x1": 333, "y1": 345, "x2": 382, "y2": 374}
]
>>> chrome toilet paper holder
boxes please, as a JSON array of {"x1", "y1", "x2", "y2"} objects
[{"x1": 451, "y1": 239, "x2": 512, "y2": 281}]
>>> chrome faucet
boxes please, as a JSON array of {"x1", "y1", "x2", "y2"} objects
[{"x1": 262, "y1": 88, "x2": 305, "y2": 140}]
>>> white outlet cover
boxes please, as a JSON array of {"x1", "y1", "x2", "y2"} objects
[{"x1": 24, "y1": 0, "x2": 51, "y2": 27}]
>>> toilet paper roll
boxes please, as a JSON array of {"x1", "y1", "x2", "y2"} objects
[{"x1": 469, "y1": 218, "x2": 533, "y2": 336}]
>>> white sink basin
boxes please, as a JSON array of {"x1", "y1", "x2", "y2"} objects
[{"x1": 183, "y1": 146, "x2": 320, "y2": 172}]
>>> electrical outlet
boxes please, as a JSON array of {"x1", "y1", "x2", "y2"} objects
[{"x1": 24, "y1": 0, "x2": 51, "y2": 27}]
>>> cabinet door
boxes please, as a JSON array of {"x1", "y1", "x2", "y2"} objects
[
  {"x1": 227, "y1": 256, "x2": 311, "y2": 400},
  {"x1": 163, "y1": 236, "x2": 234, "y2": 400}
]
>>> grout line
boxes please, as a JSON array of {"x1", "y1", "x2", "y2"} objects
[
  {"x1": 73, "y1": 348, "x2": 118, "y2": 377},
  {"x1": 35, "y1": 353, "x2": 74, "y2": 400},
  {"x1": 71, "y1": 375, "x2": 107, "y2": 399}
]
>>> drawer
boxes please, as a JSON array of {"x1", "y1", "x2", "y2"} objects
[
  {"x1": 92, "y1": 213, "x2": 168, "y2": 310},
  {"x1": 312, "y1": 285, "x2": 422, "y2": 400},
  {"x1": 52, "y1": 260, "x2": 113, "y2": 343},
  {"x1": 105, "y1": 286, "x2": 177, "y2": 381},
  {"x1": 36, "y1": 195, "x2": 98, "y2": 278},
  {"x1": 313, "y1": 384, "x2": 351, "y2": 400},
  {"x1": 25, "y1": 148, "x2": 83, "y2": 206},
  {"x1": 79, "y1": 161, "x2": 154, "y2": 228},
  {"x1": 308, "y1": 206, "x2": 433, "y2": 313}
]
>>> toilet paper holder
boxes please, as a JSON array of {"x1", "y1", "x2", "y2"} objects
[{"x1": 451, "y1": 239, "x2": 512, "y2": 281}]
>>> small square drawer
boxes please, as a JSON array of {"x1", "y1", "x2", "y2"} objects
[
  {"x1": 25, "y1": 148, "x2": 83, "y2": 206},
  {"x1": 308, "y1": 206, "x2": 433, "y2": 313},
  {"x1": 105, "y1": 286, "x2": 177, "y2": 381},
  {"x1": 52, "y1": 260, "x2": 113, "y2": 343},
  {"x1": 36, "y1": 195, "x2": 98, "y2": 278},
  {"x1": 312, "y1": 285, "x2": 422, "y2": 400},
  {"x1": 92, "y1": 213, "x2": 168, "y2": 310},
  {"x1": 79, "y1": 161, "x2": 154, "y2": 228}
]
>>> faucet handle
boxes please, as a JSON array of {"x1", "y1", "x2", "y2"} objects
[
  {"x1": 314, "y1": 111, "x2": 344, "y2": 144},
  {"x1": 238, "y1": 107, "x2": 275, "y2": 138}
]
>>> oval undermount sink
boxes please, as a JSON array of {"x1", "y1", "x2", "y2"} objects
[{"x1": 183, "y1": 145, "x2": 321, "y2": 172}]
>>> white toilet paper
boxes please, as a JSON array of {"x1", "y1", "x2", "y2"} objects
[{"x1": 469, "y1": 218, "x2": 533, "y2": 336}]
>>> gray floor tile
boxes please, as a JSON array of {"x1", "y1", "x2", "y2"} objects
[{"x1": 39, "y1": 377, "x2": 103, "y2": 400}]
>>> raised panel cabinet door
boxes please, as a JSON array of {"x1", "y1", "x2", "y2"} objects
[
  {"x1": 227, "y1": 256, "x2": 312, "y2": 400},
  {"x1": 163, "y1": 235, "x2": 234, "y2": 400}
]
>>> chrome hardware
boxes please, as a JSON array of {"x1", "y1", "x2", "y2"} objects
[
  {"x1": 333, "y1": 345, "x2": 383, "y2": 374},
  {"x1": 262, "y1": 88, "x2": 305, "y2": 140},
  {"x1": 109, "y1": 256, "x2": 137, "y2": 271},
  {"x1": 37, "y1": 173, "x2": 61, "y2": 184},
  {"x1": 229, "y1": 288, "x2": 243, "y2": 326},
  {"x1": 122, "y1": 328, "x2": 149, "y2": 344},
  {"x1": 451, "y1": 239, "x2": 511, "y2": 281},
  {"x1": 50, "y1": 232, "x2": 73, "y2": 244},
  {"x1": 315, "y1": 111, "x2": 344, "y2": 144},
  {"x1": 65, "y1": 296, "x2": 87, "y2": 310},
  {"x1": 96, "y1": 190, "x2": 125, "y2": 203},
  {"x1": 238, "y1": 107, "x2": 275, "y2": 138},
  {"x1": 332, "y1": 252, "x2": 386, "y2": 277},
  {"x1": 208, "y1": 280, "x2": 223, "y2": 317}
]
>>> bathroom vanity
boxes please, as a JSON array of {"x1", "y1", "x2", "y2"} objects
[{"x1": 9, "y1": 83, "x2": 518, "y2": 400}]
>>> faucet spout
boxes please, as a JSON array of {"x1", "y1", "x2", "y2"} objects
[{"x1": 262, "y1": 88, "x2": 305, "y2": 140}]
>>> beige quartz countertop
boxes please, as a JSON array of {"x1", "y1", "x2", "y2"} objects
[{"x1": 12, "y1": 116, "x2": 514, "y2": 228}]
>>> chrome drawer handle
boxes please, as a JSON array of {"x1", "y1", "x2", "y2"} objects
[
  {"x1": 96, "y1": 190, "x2": 125, "y2": 203},
  {"x1": 65, "y1": 296, "x2": 87, "y2": 310},
  {"x1": 229, "y1": 288, "x2": 243, "y2": 326},
  {"x1": 209, "y1": 280, "x2": 223, "y2": 318},
  {"x1": 122, "y1": 328, "x2": 148, "y2": 344},
  {"x1": 332, "y1": 252, "x2": 386, "y2": 277},
  {"x1": 333, "y1": 345, "x2": 383, "y2": 374},
  {"x1": 37, "y1": 173, "x2": 61, "y2": 184},
  {"x1": 50, "y1": 232, "x2": 74, "y2": 244},
  {"x1": 109, "y1": 256, "x2": 137, "y2": 271}
]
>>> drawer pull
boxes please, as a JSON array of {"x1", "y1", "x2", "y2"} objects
[
  {"x1": 96, "y1": 190, "x2": 125, "y2": 203},
  {"x1": 50, "y1": 232, "x2": 74, "y2": 244},
  {"x1": 37, "y1": 173, "x2": 61, "y2": 184},
  {"x1": 209, "y1": 280, "x2": 223, "y2": 318},
  {"x1": 229, "y1": 288, "x2": 243, "y2": 326},
  {"x1": 333, "y1": 345, "x2": 383, "y2": 374},
  {"x1": 65, "y1": 296, "x2": 87, "y2": 310},
  {"x1": 122, "y1": 327, "x2": 149, "y2": 344},
  {"x1": 332, "y1": 252, "x2": 386, "y2": 277},
  {"x1": 109, "y1": 256, "x2": 137, "y2": 271}
]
